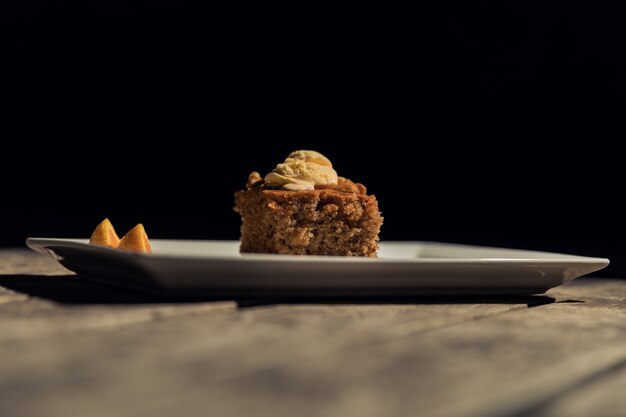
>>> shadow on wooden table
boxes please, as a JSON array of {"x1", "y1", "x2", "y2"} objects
[
  {"x1": 0, "y1": 274, "x2": 556, "y2": 307},
  {"x1": 0, "y1": 274, "x2": 201, "y2": 304}
]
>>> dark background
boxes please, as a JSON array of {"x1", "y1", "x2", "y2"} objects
[{"x1": 4, "y1": 2, "x2": 625, "y2": 275}]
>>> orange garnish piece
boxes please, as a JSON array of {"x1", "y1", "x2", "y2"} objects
[
  {"x1": 118, "y1": 224, "x2": 152, "y2": 253},
  {"x1": 89, "y1": 218, "x2": 121, "y2": 248}
]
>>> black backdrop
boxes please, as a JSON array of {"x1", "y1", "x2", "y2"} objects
[{"x1": 4, "y1": 2, "x2": 625, "y2": 275}]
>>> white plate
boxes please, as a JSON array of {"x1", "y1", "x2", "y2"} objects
[{"x1": 25, "y1": 238, "x2": 609, "y2": 297}]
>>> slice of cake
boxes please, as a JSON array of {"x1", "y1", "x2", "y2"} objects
[{"x1": 233, "y1": 150, "x2": 383, "y2": 256}]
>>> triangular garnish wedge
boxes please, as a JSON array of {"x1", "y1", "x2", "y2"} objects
[
  {"x1": 89, "y1": 218, "x2": 121, "y2": 248},
  {"x1": 118, "y1": 224, "x2": 152, "y2": 253}
]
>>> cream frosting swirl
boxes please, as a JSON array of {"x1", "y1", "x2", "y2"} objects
[{"x1": 264, "y1": 150, "x2": 338, "y2": 190}]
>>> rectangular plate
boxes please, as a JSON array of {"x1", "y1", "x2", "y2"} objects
[{"x1": 26, "y1": 238, "x2": 609, "y2": 297}]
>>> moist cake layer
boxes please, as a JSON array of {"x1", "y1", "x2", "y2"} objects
[{"x1": 234, "y1": 188, "x2": 382, "y2": 256}]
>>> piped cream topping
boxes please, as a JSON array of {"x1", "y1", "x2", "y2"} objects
[{"x1": 264, "y1": 150, "x2": 338, "y2": 191}]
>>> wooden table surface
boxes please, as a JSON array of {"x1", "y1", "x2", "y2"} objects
[{"x1": 1, "y1": 248, "x2": 625, "y2": 417}]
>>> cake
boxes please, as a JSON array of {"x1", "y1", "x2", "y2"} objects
[{"x1": 233, "y1": 150, "x2": 383, "y2": 256}]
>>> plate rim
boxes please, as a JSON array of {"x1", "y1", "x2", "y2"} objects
[{"x1": 25, "y1": 237, "x2": 611, "y2": 266}]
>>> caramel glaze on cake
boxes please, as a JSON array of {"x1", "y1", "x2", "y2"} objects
[{"x1": 234, "y1": 172, "x2": 383, "y2": 257}]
